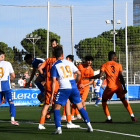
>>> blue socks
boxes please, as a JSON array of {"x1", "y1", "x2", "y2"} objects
[
  {"x1": 95, "y1": 99, "x2": 100, "y2": 105},
  {"x1": 79, "y1": 107, "x2": 90, "y2": 123},
  {"x1": 10, "y1": 103, "x2": 15, "y2": 117},
  {"x1": 35, "y1": 82, "x2": 45, "y2": 97},
  {"x1": 54, "y1": 109, "x2": 61, "y2": 128}
]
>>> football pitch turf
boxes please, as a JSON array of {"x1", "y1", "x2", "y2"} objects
[{"x1": 0, "y1": 103, "x2": 140, "y2": 140}]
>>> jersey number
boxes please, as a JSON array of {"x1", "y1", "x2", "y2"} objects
[
  {"x1": 60, "y1": 65, "x2": 72, "y2": 78},
  {"x1": 0, "y1": 67, "x2": 4, "y2": 78},
  {"x1": 111, "y1": 66, "x2": 115, "y2": 73}
]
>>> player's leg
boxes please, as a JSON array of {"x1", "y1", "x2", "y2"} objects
[
  {"x1": 71, "y1": 104, "x2": 81, "y2": 120},
  {"x1": 35, "y1": 75, "x2": 45, "y2": 102},
  {"x1": 117, "y1": 88, "x2": 138, "y2": 122},
  {"x1": 61, "y1": 105, "x2": 66, "y2": 120},
  {"x1": 65, "y1": 99, "x2": 80, "y2": 128},
  {"x1": 102, "y1": 88, "x2": 114, "y2": 123},
  {"x1": 94, "y1": 92, "x2": 101, "y2": 106},
  {"x1": 70, "y1": 88, "x2": 93, "y2": 132},
  {"x1": 4, "y1": 90, "x2": 19, "y2": 126},
  {"x1": 38, "y1": 91, "x2": 51, "y2": 129},
  {"x1": 51, "y1": 89, "x2": 71, "y2": 134},
  {"x1": 80, "y1": 87, "x2": 89, "y2": 110}
]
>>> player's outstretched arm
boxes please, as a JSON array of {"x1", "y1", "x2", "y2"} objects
[
  {"x1": 38, "y1": 63, "x2": 44, "y2": 75},
  {"x1": 10, "y1": 72, "x2": 15, "y2": 82},
  {"x1": 83, "y1": 71, "x2": 104, "y2": 80},
  {"x1": 75, "y1": 70, "x2": 81, "y2": 83}
]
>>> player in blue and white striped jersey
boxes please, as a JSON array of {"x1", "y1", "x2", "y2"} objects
[
  {"x1": 24, "y1": 54, "x2": 45, "y2": 102},
  {"x1": 93, "y1": 78, "x2": 105, "y2": 106},
  {"x1": 50, "y1": 47, "x2": 93, "y2": 134},
  {"x1": 0, "y1": 50, "x2": 19, "y2": 125}
]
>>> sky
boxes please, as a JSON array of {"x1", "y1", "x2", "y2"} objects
[{"x1": 0, "y1": 0, "x2": 133, "y2": 60}]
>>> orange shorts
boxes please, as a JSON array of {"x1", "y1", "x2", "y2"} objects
[
  {"x1": 45, "y1": 91, "x2": 57, "y2": 105},
  {"x1": 79, "y1": 87, "x2": 89, "y2": 101},
  {"x1": 102, "y1": 86, "x2": 125, "y2": 100}
]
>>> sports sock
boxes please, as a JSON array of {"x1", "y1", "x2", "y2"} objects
[
  {"x1": 10, "y1": 103, "x2": 15, "y2": 117},
  {"x1": 40, "y1": 117, "x2": 45, "y2": 124},
  {"x1": 67, "y1": 115, "x2": 71, "y2": 122},
  {"x1": 102, "y1": 102, "x2": 110, "y2": 117},
  {"x1": 62, "y1": 105, "x2": 66, "y2": 116},
  {"x1": 122, "y1": 100, "x2": 133, "y2": 115},
  {"x1": 79, "y1": 107, "x2": 90, "y2": 123},
  {"x1": 35, "y1": 82, "x2": 45, "y2": 97},
  {"x1": 95, "y1": 99, "x2": 100, "y2": 105},
  {"x1": 54, "y1": 109, "x2": 61, "y2": 128},
  {"x1": 75, "y1": 108, "x2": 80, "y2": 115}
]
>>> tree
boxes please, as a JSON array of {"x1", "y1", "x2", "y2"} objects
[
  {"x1": 0, "y1": 42, "x2": 14, "y2": 62},
  {"x1": 74, "y1": 37, "x2": 121, "y2": 69},
  {"x1": 21, "y1": 28, "x2": 61, "y2": 58}
]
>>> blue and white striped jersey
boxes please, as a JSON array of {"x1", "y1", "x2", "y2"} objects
[
  {"x1": 0, "y1": 61, "x2": 14, "y2": 92},
  {"x1": 94, "y1": 79, "x2": 103, "y2": 92},
  {"x1": 51, "y1": 59, "x2": 78, "y2": 89}
]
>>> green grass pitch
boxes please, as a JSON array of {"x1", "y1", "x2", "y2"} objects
[{"x1": 0, "y1": 103, "x2": 140, "y2": 140}]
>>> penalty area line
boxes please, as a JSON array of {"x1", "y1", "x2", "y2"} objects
[{"x1": 0, "y1": 120, "x2": 140, "y2": 138}]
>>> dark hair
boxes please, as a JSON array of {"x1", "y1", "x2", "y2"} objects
[
  {"x1": 53, "y1": 46, "x2": 63, "y2": 58},
  {"x1": 85, "y1": 55, "x2": 93, "y2": 61},
  {"x1": 24, "y1": 54, "x2": 33, "y2": 61},
  {"x1": 108, "y1": 51, "x2": 116, "y2": 61},
  {"x1": 0, "y1": 50, "x2": 5, "y2": 55},
  {"x1": 51, "y1": 39, "x2": 58, "y2": 44},
  {"x1": 66, "y1": 55, "x2": 74, "y2": 62}
]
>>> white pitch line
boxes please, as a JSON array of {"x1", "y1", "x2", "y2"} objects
[{"x1": 0, "y1": 120, "x2": 140, "y2": 138}]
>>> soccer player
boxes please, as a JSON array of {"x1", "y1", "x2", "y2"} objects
[
  {"x1": 84, "y1": 51, "x2": 137, "y2": 122},
  {"x1": 0, "y1": 50, "x2": 19, "y2": 125},
  {"x1": 24, "y1": 54, "x2": 45, "y2": 103},
  {"x1": 92, "y1": 77, "x2": 105, "y2": 106},
  {"x1": 50, "y1": 47, "x2": 93, "y2": 134},
  {"x1": 61, "y1": 55, "x2": 81, "y2": 121},
  {"x1": 77, "y1": 56, "x2": 94, "y2": 110},
  {"x1": 18, "y1": 76, "x2": 25, "y2": 88}
]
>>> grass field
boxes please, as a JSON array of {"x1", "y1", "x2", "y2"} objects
[{"x1": 0, "y1": 103, "x2": 140, "y2": 140}]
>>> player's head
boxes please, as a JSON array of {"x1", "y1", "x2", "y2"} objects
[
  {"x1": 0, "y1": 50, "x2": 5, "y2": 61},
  {"x1": 24, "y1": 54, "x2": 33, "y2": 65},
  {"x1": 66, "y1": 55, "x2": 74, "y2": 62},
  {"x1": 108, "y1": 51, "x2": 117, "y2": 61},
  {"x1": 51, "y1": 39, "x2": 58, "y2": 48},
  {"x1": 20, "y1": 76, "x2": 23, "y2": 79},
  {"x1": 53, "y1": 46, "x2": 63, "y2": 59},
  {"x1": 85, "y1": 55, "x2": 93, "y2": 66}
]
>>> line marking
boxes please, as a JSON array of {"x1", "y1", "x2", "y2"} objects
[{"x1": 0, "y1": 120, "x2": 140, "y2": 138}]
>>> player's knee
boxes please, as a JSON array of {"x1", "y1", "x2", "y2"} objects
[
  {"x1": 102, "y1": 97, "x2": 107, "y2": 102},
  {"x1": 120, "y1": 97, "x2": 125, "y2": 102},
  {"x1": 9, "y1": 102, "x2": 14, "y2": 105}
]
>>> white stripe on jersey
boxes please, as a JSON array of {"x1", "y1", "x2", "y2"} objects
[{"x1": 0, "y1": 61, "x2": 14, "y2": 91}]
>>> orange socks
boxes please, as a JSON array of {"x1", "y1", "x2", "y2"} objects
[
  {"x1": 122, "y1": 100, "x2": 133, "y2": 115},
  {"x1": 102, "y1": 102, "x2": 110, "y2": 117},
  {"x1": 40, "y1": 117, "x2": 45, "y2": 124},
  {"x1": 67, "y1": 115, "x2": 71, "y2": 122},
  {"x1": 63, "y1": 105, "x2": 66, "y2": 116}
]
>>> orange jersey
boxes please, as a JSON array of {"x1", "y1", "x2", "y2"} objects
[
  {"x1": 77, "y1": 64, "x2": 94, "y2": 90},
  {"x1": 100, "y1": 61, "x2": 122, "y2": 88},
  {"x1": 42, "y1": 57, "x2": 58, "y2": 92}
]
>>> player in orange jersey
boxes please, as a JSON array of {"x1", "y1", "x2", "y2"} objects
[
  {"x1": 84, "y1": 51, "x2": 137, "y2": 122},
  {"x1": 77, "y1": 56, "x2": 94, "y2": 110},
  {"x1": 0, "y1": 96, "x2": 5, "y2": 105}
]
